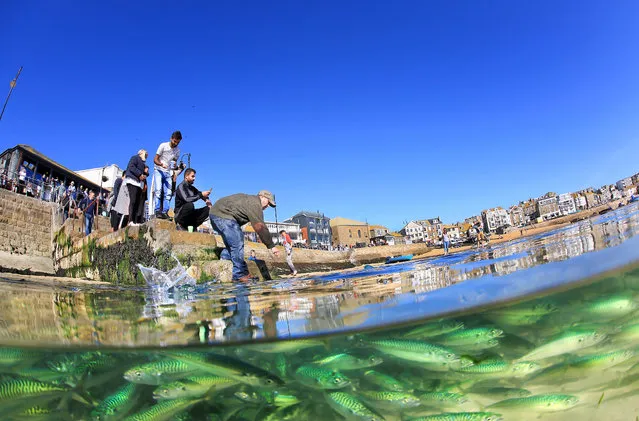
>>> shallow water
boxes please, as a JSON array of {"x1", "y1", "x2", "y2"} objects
[{"x1": 1, "y1": 203, "x2": 639, "y2": 420}]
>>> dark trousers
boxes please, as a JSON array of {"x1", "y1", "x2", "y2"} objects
[
  {"x1": 127, "y1": 184, "x2": 142, "y2": 224},
  {"x1": 175, "y1": 203, "x2": 209, "y2": 230}
]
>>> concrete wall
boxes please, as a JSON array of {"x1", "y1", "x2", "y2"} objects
[{"x1": 0, "y1": 189, "x2": 54, "y2": 257}]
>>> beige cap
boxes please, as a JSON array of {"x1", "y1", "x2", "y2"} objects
[{"x1": 258, "y1": 190, "x2": 276, "y2": 207}]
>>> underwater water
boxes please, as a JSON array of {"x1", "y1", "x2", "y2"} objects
[{"x1": 1, "y1": 203, "x2": 639, "y2": 420}]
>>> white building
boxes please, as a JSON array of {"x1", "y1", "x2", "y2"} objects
[
  {"x1": 574, "y1": 194, "x2": 587, "y2": 211},
  {"x1": 75, "y1": 164, "x2": 125, "y2": 190},
  {"x1": 265, "y1": 221, "x2": 302, "y2": 245},
  {"x1": 623, "y1": 187, "x2": 637, "y2": 198},
  {"x1": 442, "y1": 225, "x2": 461, "y2": 240},
  {"x1": 400, "y1": 221, "x2": 425, "y2": 243},
  {"x1": 557, "y1": 193, "x2": 577, "y2": 216},
  {"x1": 481, "y1": 207, "x2": 512, "y2": 233},
  {"x1": 616, "y1": 177, "x2": 633, "y2": 191},
  {"x1": 537, "y1": 197, "x2": 561, "y2": 220},
  {"x1": 508, "y1": 205, "x2": 525, "y2": 227}
]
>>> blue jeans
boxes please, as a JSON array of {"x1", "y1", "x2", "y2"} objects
[
  {"x1": 209, "y1": 215, "x2": 247, "y2": 280},
  {"x1": 443, "y1": 240, "x2": 450, "y2": 254},
  {"x1": 153, "y1": 168, "x2": 173, "y2": 214},
  {"x1": 85, "y1": 214, "x2": 94, "y2": 236},
  {"x1": 223, "y1": 285, "x2": 253, "y2": 341}
]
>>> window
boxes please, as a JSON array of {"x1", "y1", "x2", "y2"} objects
[
  {"x1": 358, "y1": 230, "x2": 361, "y2": 238},
  {"x1": 349, "y1": 229, "x2": 352, "y2": 238}
]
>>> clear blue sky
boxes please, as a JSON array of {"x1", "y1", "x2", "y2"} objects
[{"x1": 2, "y1": 1, "x2": 639, "y2": 231}]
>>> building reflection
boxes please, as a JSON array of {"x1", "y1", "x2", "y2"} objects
[{"x1": 0, "y1": 206, "x2": 638, "y2": 346}]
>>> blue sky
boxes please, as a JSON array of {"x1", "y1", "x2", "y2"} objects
[{"x1": 2, "y1": 1, "x2": 639, "y2": 231}]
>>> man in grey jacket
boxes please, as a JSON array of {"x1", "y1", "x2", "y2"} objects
[{"x1": 209, "y1": 191, "x2": 280, "y2": 282}]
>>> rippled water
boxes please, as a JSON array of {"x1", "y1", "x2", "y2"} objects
[{"x1": 1, "y1": 203, "x2": 639, "y2": 420}]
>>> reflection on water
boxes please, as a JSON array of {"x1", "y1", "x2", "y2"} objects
[
  {"x1": 1, "y1": 258, "x2": 639, "y2": 420},
  {"x1": 0, "y1": 203, "x2": 638, "y2": 348}
]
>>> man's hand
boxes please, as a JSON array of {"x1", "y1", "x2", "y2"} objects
[
  {"x1": 202, "y1": 190, "x2": 211, "y2": 199},
  {"x1": 271, "y1": 248, "x2": 280, "y2": 257},
  {"x1": 205, "y1": 199, "x2": 212, "y2": 207}
]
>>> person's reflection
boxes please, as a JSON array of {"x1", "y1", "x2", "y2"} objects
[
  {"x1": 262, "y1": 304, "x2": 280, "y2": 339},
  {"x1": 222, "y1": 284, "x2": 255, "y2": 341}
]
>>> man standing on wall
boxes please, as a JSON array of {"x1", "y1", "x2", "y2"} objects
[
  {"x1": 209, "y1": 191, "x2": 280, "y2": 282},
  {"x1": 153, "y1": 130, "x2": 182, "y2": 219},
  {"x1": 79, "y1": 190, "x2": 98, "y2": 236}
]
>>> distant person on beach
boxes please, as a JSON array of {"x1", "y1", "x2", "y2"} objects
[
  {"x1": 153, "y1": 130, "x2": 182, "y2": 219},
  {"x1": 280, "y1": 229, "x2": 298, "y2": 276},
  {"x1": 209, "y1": 191, "x2": 280, "y2": 282},
  {"x1": 174, "y1": 168, "x2": 211, "y2": 231},
  {"x1": 248, "y1": 249, "x2": 257, "y2": 261},
  {"x1": 79, "y1": 190, "x2": 98, "y2": 236},
  {"x1": 442, "y1": 228, "x2": 450, "y2": 255}
]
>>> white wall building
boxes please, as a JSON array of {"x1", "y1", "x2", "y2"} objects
[
  {"x1": 265, "y1": 221, "x2": 303, "y2": 245},
  {"x1": 557, "y1": 193, "x2": 577, "y2": 216},
  {"x1": 508, "y1": 205, "x2": 525, "y2": 227},
  {"x1": 616, "y1": 177, "x2": 633, "y2": 191},
  {"x1": 400, "y1": 221, "x2": 425, "y2": 243},
  {"x1": 481, "y1": 207, "x2": 512, "y2": 233},
  {"x1": 75, "y1": 164, "x2": 125, "y2": 190},
  {"x1": 574, "y1": 194, "x2": 587, "y2": 210}
]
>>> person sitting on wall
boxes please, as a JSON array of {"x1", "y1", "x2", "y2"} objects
[{"x1": 174, "y1": 168, "x2": 211, "y2": 231}]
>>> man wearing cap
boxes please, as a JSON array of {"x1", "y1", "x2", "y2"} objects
[{"x1": 209, "y1": 191, "x2": 280, "y2": 282}]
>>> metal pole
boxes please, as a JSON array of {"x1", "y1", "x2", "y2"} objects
[
  {"x1": 274, "y1": 194, "x2": 279, "y2": 244},
  {"x1": 1, "y1": 66, "x2": 23, "y2": 121}
]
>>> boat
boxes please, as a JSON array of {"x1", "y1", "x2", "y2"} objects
[{"x1": 385, "y1": 254, "x2": 414, "y2": 264}]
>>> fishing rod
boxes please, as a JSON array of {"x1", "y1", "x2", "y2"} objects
[{"x1": 0, "y1": 66, "x2": 23, "y2": 121}]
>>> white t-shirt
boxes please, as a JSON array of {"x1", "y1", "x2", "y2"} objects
[{"x1": 155, "y1": 142, "x2": 180, "y2": 173}]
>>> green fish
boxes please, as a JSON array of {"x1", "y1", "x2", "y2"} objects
[
  {"x1": 326, "y1": 391, "x2": 385, "y2": 421},
  {"x1": 123, "y1": 360, "x2": 196, "y2": 386},
  {"x1": 581, "y1": 294, "x2": 638, "y2": 318},
  {"x1": 517, "y1": 329, "x2": 606, "y2": 361},
  {"x1": 0, "y1": 377, "x2": 76, "y2": 414},
  {"x1": 153, "y1": 376, "x2": 238, "y2": 400},
  {"x1": 435, "y1": 328, "x2": 504, "y2": 346},
  {"x1": 403, "y1": 320, "x2": 465, "y2": 339},
  {"x1": 467, "y1": 387, "x2": 531, "y2": 399},
  {"x1": 490, "y1": 301, "x2": 557, "y2": 316},
  {"x1": 418, "y1": 392, "x2": 469, "y2": 408},
  {"x1": 247, "y1": 339, "x2": 325, "y2": 353},
  {"x1": 484, "y1": 313, "x2": 546, "y2": 326},
  {"x1": 0, "y1": 348, "x2": 42, "y2": 368},
  {"x1": 313, "y1": 353, "x2": 383, "y2": 371},
  {"x1": 455, "y1": 360, "x2": 540, "y2": 379},
  {"x1": 569, "y1": 349, "x2": 635, "y2": 370},
  {"x1": 91, "y1": 383, "x2": 139, "y2": 421},
  {"x1": 448, "y1": 339, "x2": 500, "y2": 353},
  {"x1": 404, "y1": 412, "x2": 502, "y2": 421},
  {"x1": 165, "y1": 352, "x2": 284, "y2": 387},
  {"x1": 612, "y1": 323, "x2": 639, "y2": 343},
  {"x1": 122, "y1": 398, "x2": 203, "y2": 421},
  {"x1": 362, "y1": 370, "x2": 405, "y2": 392},
  {"x1": 275, "y1": 354, "x2": 289, "y2": 379},
  {"x1": 11, "y1": 406, "x2": 54, "y2": 421},
  {"x1": 365, "y1": 339, "x2": 460, "y2": 364},
  {"x1": 486, "y1": 394, "x2": 579, "y2": 412},
  {"x1": 294, "y1": 365, "x2": 350, "y2": 389},
  {"x1": 359, "y1": 390, "x2": 421, "y2": 410}
]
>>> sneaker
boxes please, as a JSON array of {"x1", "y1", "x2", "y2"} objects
[
  {"x1": 156, "y1": 213, "x2": 168, "y2": 220},
  {"x1": 292, "y1": 271, "x2": 298, "y2": 276}
]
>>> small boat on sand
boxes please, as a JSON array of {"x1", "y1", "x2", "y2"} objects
[{"x1": 385, "y1": 254, "x2": 414, "y2": 264}]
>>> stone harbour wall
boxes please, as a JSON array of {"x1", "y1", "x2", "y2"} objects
[{"x1": 0, "y1": 189, "x2": 54, "y2": 257}]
